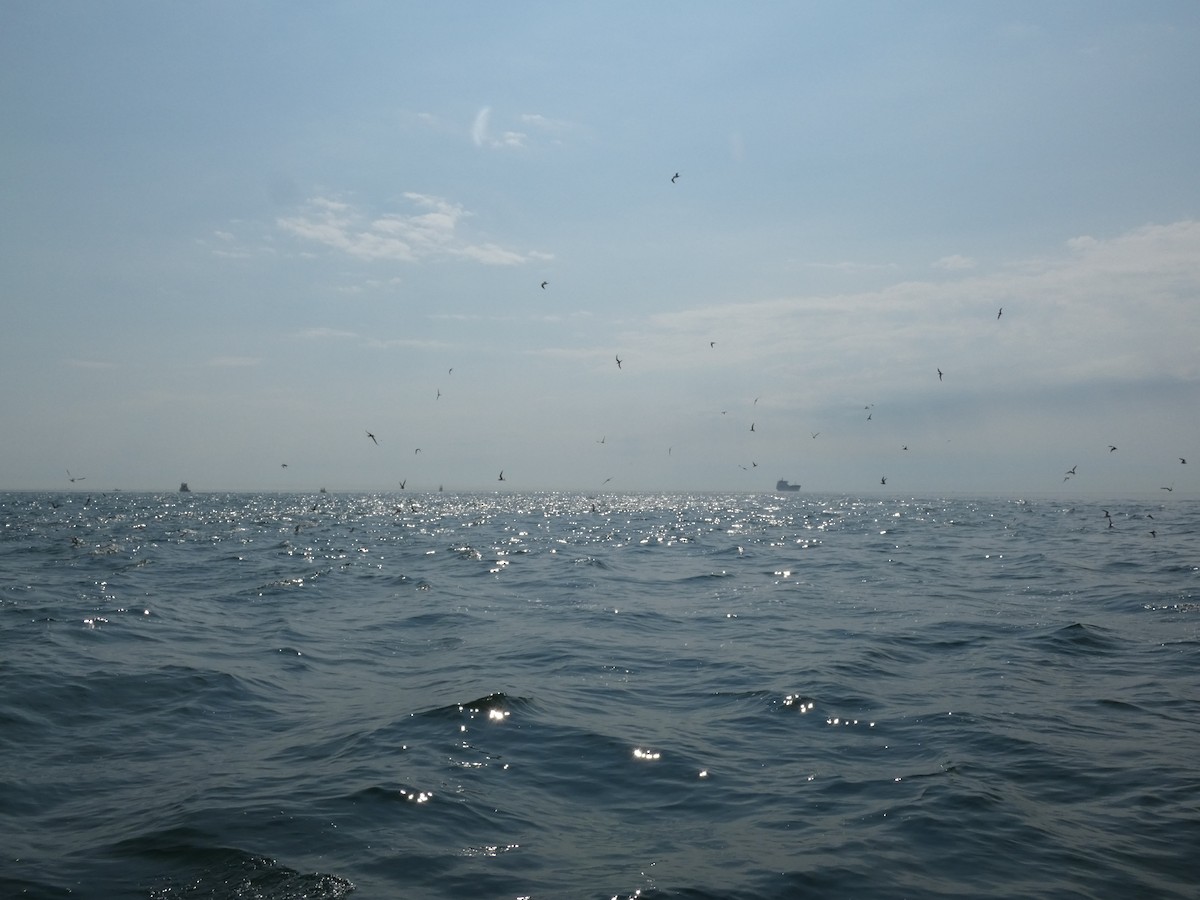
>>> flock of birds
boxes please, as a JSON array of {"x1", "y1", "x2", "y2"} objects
[{"x1": 57, "y1": 174, "x2": 1190, "y2": 508}]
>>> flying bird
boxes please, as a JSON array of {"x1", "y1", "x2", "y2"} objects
[
  {"x1": 541, "y1": 281, "x2": 548, "y2": 289},
  {"x1": 1161, "y1": 486, "x2": 1174, "y2": 492},
  {"x1": 280, "y1": 463, "x2": 288, "y2": 468},
  {"x1": 399, "y1": 480, "x2": 406, "y2": 490},
  {"x1": 1066, "y1": 465, "x2": 1077, "y2": 475},
  {"x1": 671, "y1": 172, "x2": 679, "y2": 183},
  {"x1": 811, "y1": 432, "x2": 820, "y2": 439},
  {"x1": 366, "y1": 431, "x2": 378, "y2": 445},
  {"x1": 937, "y1": 368, "x2": 943, "y2": 381},
  {"x1": 997, "y1": 307, "x2": 1003, "y2": 320},
  {"x1": 615, "y1": 355, "x2": 623, "y2": 370},
  {"x1": 498, "y1": 471, "x2": 505, "y2": 481},
  {"x1": 1108, "y1": 445, "x2": 1118, "y2": 452},
  {"x1": 66, "y1": 469, "x2": 85, "y2": 483},
  {"x1": 1181, "y1": 458, "x2": 1187, "y2": 464},
  {"x1": 710, "y1": 341, "x2": 716, "y2": 348},
  {"x1": 750, "y1": 423, "x2": 756, "y2": 432},
  {"x1": 881, "y1": 476, "x2": 887, "y2": 485}
]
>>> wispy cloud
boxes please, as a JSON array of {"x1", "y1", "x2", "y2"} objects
[
  {"x1": 932, "y1": 254, "x2": 976, "y2": 270},
  {"x1": 471, "y1": 106, "x2": 526, "y2": 148},
  {"x1": 636, "y1": 220, "x2": 1200, "y2": 404},
  {"x1": 473, "y1": 107, "x2": 580, "y2": 150},
  {"x1": 277, "y1": 194, "x2": 536, "y2": 266}
]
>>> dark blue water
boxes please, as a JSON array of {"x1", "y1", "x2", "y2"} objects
[{"x1": 2, "y1": 491, "x2": 1197, "y2": 898}]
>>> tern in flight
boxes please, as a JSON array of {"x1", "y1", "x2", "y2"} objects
[
  {"x1": 997, "y1": 307, "x2": 1003, "y2": 320},
  {"x1": 366, "y1": 431, "x2": 378, "y2": 445},
  {"x1": 615, "y1": 355, "x2": 622, "y2": 370},
  {"x1": 1181, "y1": 458, "x2": 1188, "y2": 464},
  {"x1": 66, "y1": 469, "x2": 85, "y2": 483},
  {"x1": 398, "y1": 480, "x2": 406, "y2": 490},
  {"x1": 937, "y1": 368, "x2": 943, "y2": 381},
  {"x1": 671, "y1": 172, "x2": 679, "y2": 183},
  {"x1": 811, "y1": 432, "x2": 820, "y2": 439},
  {"x1": 1108, "y1": 445, "x2": 1118, "y2": 452},
  {"x1": 541, "y1": 281, "x2": 548, "y2": 289},
  {"x1": 498, "y1": 471, "x2": 505, "y2": 481},
  {"x1": 881, "y1": 476, "x2": 887, "y2": 485},
  {"x1": 1066, "y1": 465, "x2": 1077, "y2": 475}
]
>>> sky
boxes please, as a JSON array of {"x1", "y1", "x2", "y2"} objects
[{"x1": 2, "y1": 1, "x2": 1199, "y2": 495}]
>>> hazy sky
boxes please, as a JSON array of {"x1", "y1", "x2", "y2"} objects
[{"x1": 3, "y1": 2, "x2": 1198, "y2": 494}]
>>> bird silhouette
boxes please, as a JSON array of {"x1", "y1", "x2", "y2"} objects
[
  {"x1": 1181, "y1": 458, "x2": 1188, "y2": 464},
  {"x1": 937, "y1": 368, "x2": 943, "y2": 381},
  {"x1": 671, "y1": 172, "x2": 679, "y2": 183},
  {"x1": 997, "y1": 307, "x2": 1003, "y2": 320},
  {"x1": 366, "y1": 431, "x2": 378, "y2": 445},
  {"x1": 1108, "y1": 445, "x2": 1118, "y2": 452},
  {"x1": 615, "y1": 355, "x2": 623, "y2": 370},
  {"x1": 541, "y1": 281, "x2": 548, "y2": 289},
  {"x1": 1066, "y1": 465, "x2": 1077, "y2": 475},
  {"x1": 66, "y1": 469, "x2": 85, "y2": 483},
  {"x1": 881, "y1": 476, "x2": 887, "y2": 485},
  {"x1": 399, "y1": 480, "x2": 406, "y2": 489},
  {"x1": 498, "y1": 471, "x2": 505, "y2": 481}
]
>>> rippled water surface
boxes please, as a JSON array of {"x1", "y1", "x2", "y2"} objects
[{"x1": 2, "y1": 491, "x2": 1198, "y2": 898}]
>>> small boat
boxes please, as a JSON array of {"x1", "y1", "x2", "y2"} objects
[
  {"x1": 179, "y1": 482, "x2": 191, "y2": 492},
  {"x1": 775, "y1": 480, "x2": 801, "y2": 492}
]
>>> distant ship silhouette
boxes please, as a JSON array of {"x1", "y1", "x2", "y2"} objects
[
  {"x1": 179, "y1": 482, "x2": 191, "y2": 492},
  {"x1": 775, "y1": 480, "x2": 801, "y2": 492}
]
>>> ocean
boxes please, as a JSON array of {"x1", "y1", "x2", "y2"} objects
[{"x1": 1, "y1": 490, "x2": 1197, "y2": 899}]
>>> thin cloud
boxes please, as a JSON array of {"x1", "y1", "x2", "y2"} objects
[
  {"x1": 277, "y1": 194, "x2": 536, "y2": 266},
  {"x1": 639, "y1": 220, "x2": 1200, "y2": 400},
  {"x1": 933, "y1": 254, "x2": 976, "y2": 270}
]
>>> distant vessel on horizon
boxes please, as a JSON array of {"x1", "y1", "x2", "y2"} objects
[
  {"x1": 775, "y1": 480, "x2": 801, "y2": 492},
  {"x1": 179, "y1": 482, "x2": 191, "y2": 492}
]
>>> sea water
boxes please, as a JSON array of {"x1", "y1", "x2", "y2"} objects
[{"x1": 1, "y1": 491, "x2": 1197, "y2": 899}]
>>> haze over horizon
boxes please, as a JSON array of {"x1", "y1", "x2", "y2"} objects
[{"x1": 3, "y1": 3, "x2": 1198, "y2": 495}]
